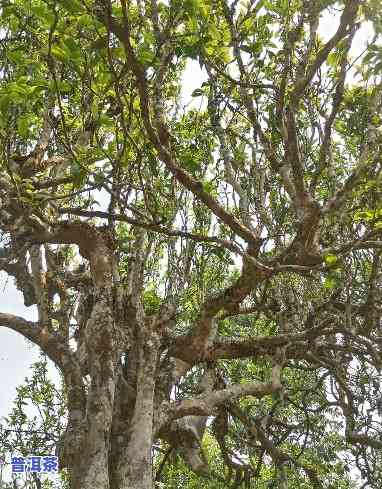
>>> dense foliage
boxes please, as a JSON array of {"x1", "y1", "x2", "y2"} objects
[{"x1": 1, "y1": 0, "x2": 382, "y2": 488}]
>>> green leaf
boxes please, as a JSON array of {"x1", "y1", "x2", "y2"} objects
[
  {"x1": 324, "y1": 254, "x2": 338, "y2": 266},
  {"x1": 191, "y1": 88, "x2": 203, "y2": 97},
  {"x1": 48, "y1": 79, "x2": 72, "y2": 93},
  {"x1": 143, "y1": 289, "x2": 162, "y2": 314},
  {"x1": 70, "y1": 162, "x2": 87, "y2": 188},
  {"x1": 324, "y1": 277, "x2": 336, "y2": 290},
  {"x1": 30, "y1": 4, "x2": 55, "y2": 26},
  {"x1": 59, "y1": 0, "x2": 82, "y2": 13},
  {"x1": 62, "y1": 37, "x2": 82, "y2": 61},
  {"x1": 137, "y1": 46, "x2": 154, "y2": 64},
  {"x1": 6, "y1": 50, "x2": 24, "y2": 64},
  {"x1": 327, "y1": 52, "x2": 339, "y2": 68},
  {"x1": 51, "y1": 45, "x2": 70, "y2": 62},
  {"x1": 0, "y1": 94, "x2": 11, "y2": 114},
  {"x1": 78, "y1": 14, "x2": 93, "y2": 27},
  {"x1": 17, "y1": 114, "x2": 36, "y2": 138}
]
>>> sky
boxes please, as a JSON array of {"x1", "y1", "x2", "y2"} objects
[
  {"x1": 0, "y1": 4, "x2": 376, "y2": 475},
  {"x1": 0, "y1": 272, "x2": 40, "y2": 422}
]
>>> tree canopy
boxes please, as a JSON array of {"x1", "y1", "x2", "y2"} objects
[{"x1": 0, "y1": 0, "x2": 382, "y2": 488}]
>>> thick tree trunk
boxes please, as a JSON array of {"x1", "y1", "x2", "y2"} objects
[
  {"x1": 70, "y1": 444, "x2": 110, "y2": 489},
  {"x1": 65, "y1": 287, "x2": 121, "y2": 489},
  {"x1": 125, "y1": 345, "x2": 158, "y2": 489},
  {"x1": 109, "y1": 331, "x2": 160, "y2": 489},
  {"x1": 60, "y1": 229, "x2": 161, "y2": 489}
]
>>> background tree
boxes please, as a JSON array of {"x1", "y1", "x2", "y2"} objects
[
  {"x1": 0, "y1": 356, "x2": 68, "y2": 489},
  {"x1": 1, "y1": 0, "x2": 382, "y2": 488}
]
